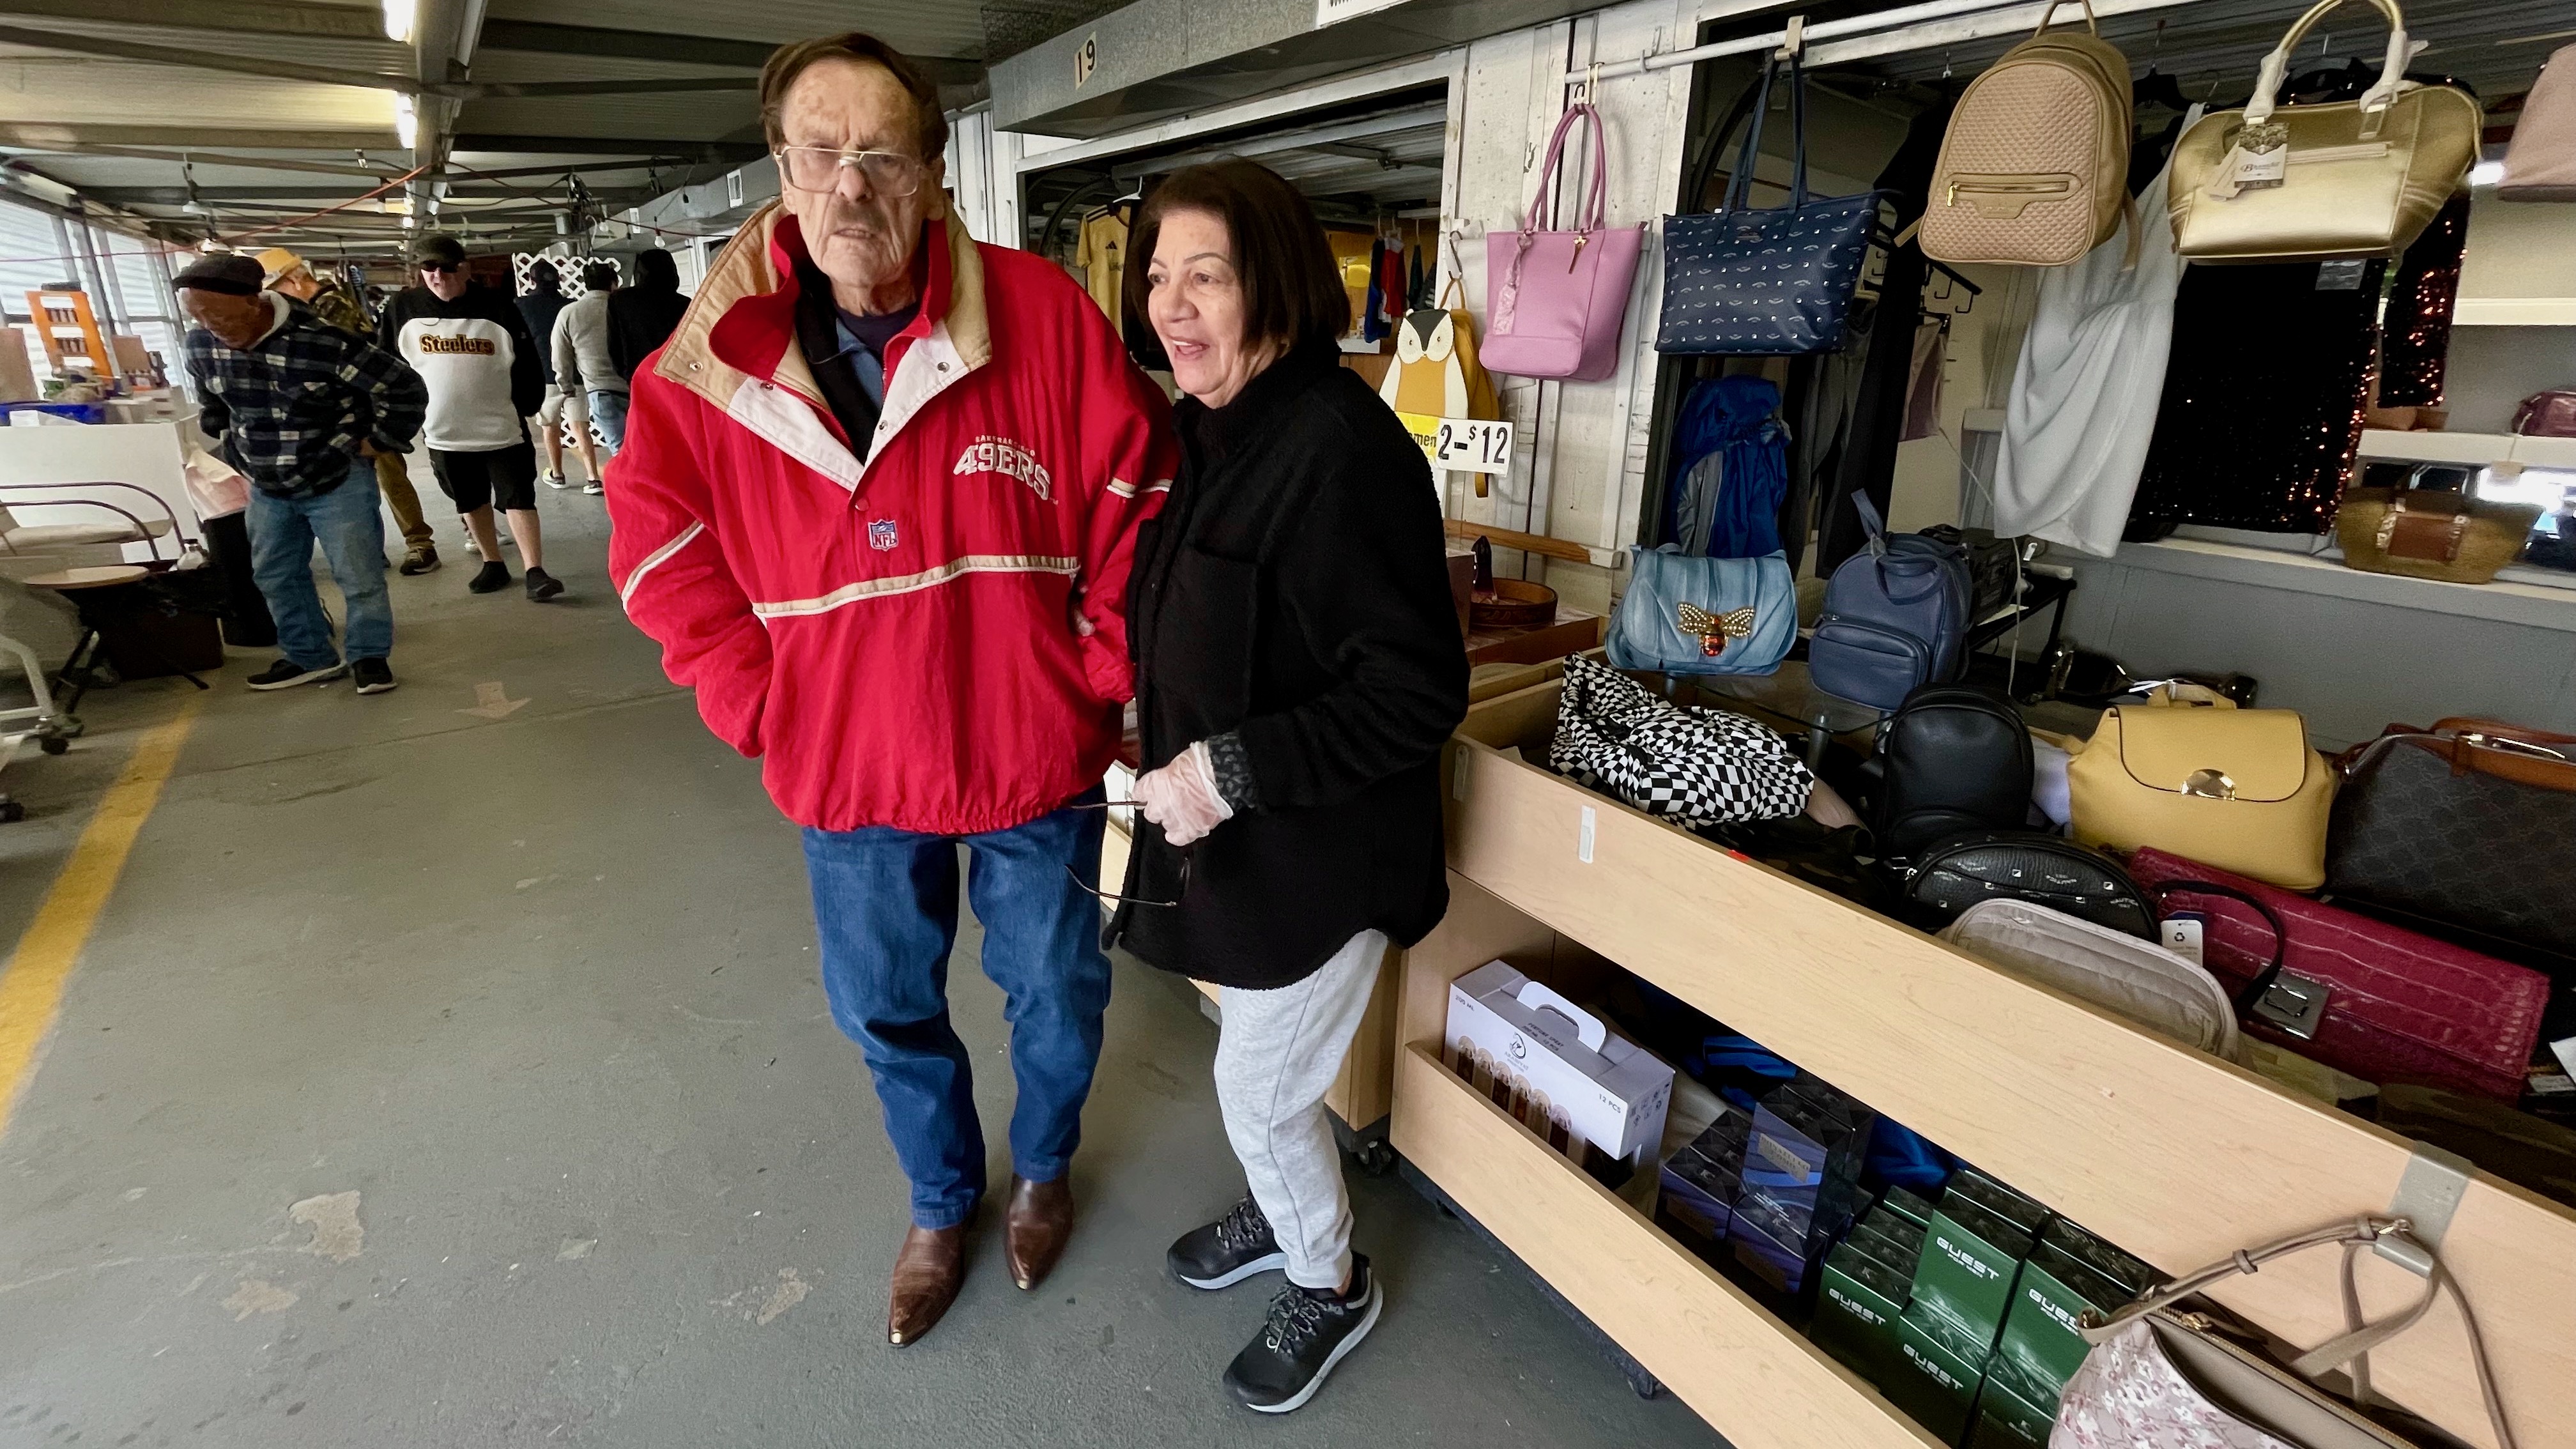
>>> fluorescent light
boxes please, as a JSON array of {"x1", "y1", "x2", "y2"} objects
[
  {"x1": 2470, "y1": 159, "x2": 2505, "y2": 187},
  {"x1": 394, "y1": 94, "x2": 417, "y2": 150},
  {"x1": 381, "y1": 0, "x2": 415, "y2": 43}
]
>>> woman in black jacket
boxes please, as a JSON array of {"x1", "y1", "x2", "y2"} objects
[{"x1": 1108, "y1": 160, "x2": 1468, "y2": 1414}]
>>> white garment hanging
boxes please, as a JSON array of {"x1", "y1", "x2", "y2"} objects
[{"x1": 1990, "y1": 106, "x2": 2200, "y2": 557}]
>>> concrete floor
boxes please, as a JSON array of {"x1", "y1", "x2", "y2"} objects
[{"x1": 0, "y1": 486, "x2": 1726, "y2": 1448}]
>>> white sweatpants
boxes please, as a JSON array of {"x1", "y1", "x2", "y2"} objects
[{"x1": 1211, "y1": 930, "x2": 1388, "y2": 1291}]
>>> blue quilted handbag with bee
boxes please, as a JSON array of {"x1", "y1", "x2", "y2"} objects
[
  {"x1": 1657, "y1": 51, "x2": 1885, "y2": 356},
  {"x1": 1606, "y1": 544, "x2": 1795, "y2": 677}
]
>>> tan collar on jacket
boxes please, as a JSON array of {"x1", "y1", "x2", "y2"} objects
[{"x1": 653, "y1": 195, "x2": 991, "y2": 486}]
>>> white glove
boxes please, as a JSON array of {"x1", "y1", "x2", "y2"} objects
[{"x1": 1133, "y1": 740, "x2": 1234, "y2": 847}]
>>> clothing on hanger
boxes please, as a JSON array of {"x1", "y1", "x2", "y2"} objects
[
  {"x1": 1991, "y1": 107, "x2": 2200, "y2": 558},
  {"x1": 2377, "y1": 192, "x2": 2471, "y2": 409},
  {"x1": 1901, "y1": 319, "x2": 1946, "y2": 442},
  {"x1": 1814, "y1": 98, "x2": 1952, "y2": 575},
  {"x1": 1362, "y1": 238, "x2": 1389, "y2": 344},
  {"x1": 2129, "y1": 254, "x2": 2386, "y2": 535},
  {"x1": 1666, "y1": 375, "x2": 1791, "y2": 559},
  {"x1": 1072, "y1": 206, "x2": 1128, "y2": 325}
]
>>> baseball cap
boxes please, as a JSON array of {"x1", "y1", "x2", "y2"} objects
[
  {"x1": 254, "y1": 247, "x2": 309, "y2": 284},
  {"x1": 411, "y1": 233, "x2": 467, "y2": 267},
  {"x1": 171, "y1": 253, "x2": 265, "y2": 296}
]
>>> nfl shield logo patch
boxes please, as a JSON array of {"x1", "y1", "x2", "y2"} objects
[{"x1": 867, "y1": 518, "x2": 899, "y2": 551}]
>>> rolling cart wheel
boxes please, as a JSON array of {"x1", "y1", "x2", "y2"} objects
[
  {"x1": 0, "y1": 800, "x2": 22, "y2": 822},
  {"x1": 1352, "y1": 1138, "x2": 1398, "y2": 1177},
  {"x1": 38, "y1": 735, "x2": 67, "y2": 756}
]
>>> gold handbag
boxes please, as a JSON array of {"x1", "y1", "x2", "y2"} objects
[
  {"x1": 2336, "y1": 476, "x2": 2541, "y2": 585},
  {"x1": 2067, "y1": 688, "x2": 2336, "y2": 889},
  {"x1": 2167, "y1": 0, "x2": 2480, "y2": 262}
]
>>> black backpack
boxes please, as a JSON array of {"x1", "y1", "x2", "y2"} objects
[{"x1": 1871, "y1": 683, "x2": 2033, "y2": 866}]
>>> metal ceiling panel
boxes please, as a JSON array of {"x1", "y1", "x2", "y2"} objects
[{"x1": 990, "y1": 0, "x2": 1604, "y2": 135}]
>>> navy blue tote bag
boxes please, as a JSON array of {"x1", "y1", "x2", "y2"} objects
[{"x1": 1657, "y1": 52, "x2": 1885, "y2": 356}]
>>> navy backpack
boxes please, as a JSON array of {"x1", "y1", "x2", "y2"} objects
[{"x1": 1808, "y1": 493, "x2": 1972, "y2": 712}]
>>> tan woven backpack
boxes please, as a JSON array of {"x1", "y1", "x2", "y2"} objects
[{"x1": 1920, "y1": 0, "x2": 2135, "y2": 267}]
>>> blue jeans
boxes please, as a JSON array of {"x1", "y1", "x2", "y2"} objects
[
  {"x1": 247, "y1": 461, "x2": 392, "y2": 669},
  {"x1": 802, "y1": 791, "x2": 1110, "y2": 1230},
  {"x1": 587, "y1": 389, "x2": 629, "y2": 452}
]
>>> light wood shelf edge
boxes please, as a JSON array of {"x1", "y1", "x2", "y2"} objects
[
  {"x1": 1395, "y1": 1041, "x2": 1940, "y2": 1449},
  {"x1": 1427, "y1": 711, "x2": 2574, "y2": 1449}
]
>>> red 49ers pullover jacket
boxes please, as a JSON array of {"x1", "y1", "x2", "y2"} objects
[{"x1": 606, "y1": 203, "x2": 1174, "y2": 834}]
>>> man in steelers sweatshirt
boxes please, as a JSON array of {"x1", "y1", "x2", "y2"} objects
[{"x1": 379, "y1": 233, "x2": 566, "y2": 601}]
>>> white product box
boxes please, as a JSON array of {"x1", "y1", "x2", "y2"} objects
[{"x1": 1445, "y1": 960, "x2": 1675, "y2": 1164}]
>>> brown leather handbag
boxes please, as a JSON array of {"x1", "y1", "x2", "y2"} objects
[{"x1": 2335, "y1": 471, "x2": 2541, "y2": 585}]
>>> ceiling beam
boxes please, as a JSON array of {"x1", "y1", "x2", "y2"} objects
[
  {"x1": 475, "y1": 20, "x2": 985, "y2": 86},
  {"x1": 0, "y1": 0, "x2": 383, "y2": 41},
  {"x1": 452, "y1": 135, "x2": 765, "y2": 163},
  {"x1": 0, "y1": 21, "x2": 417, "y2": 92},
  {"x1": 476, "y1": 19, "x2": 777, "y2": 70},
  {"x1": 81, "y1": 185, "x2": 660, "y2": 204},
  {"x1": 3, "y1": 144, "x2": 402, "y2": 178},
  {"x1": 0, "y1": 124, "x2": 397, "y2": 149},
  {"x1": 0, "y1": 24, "x2": 762, "y2": 99}
]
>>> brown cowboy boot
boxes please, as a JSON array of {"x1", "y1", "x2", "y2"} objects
[
  {"x1": 887, "y1": 1224, "x2": 967, "y2": 1347},
  {"x1": 1004, "y1": 1174, "x2": 1074, "y2": 1291}
]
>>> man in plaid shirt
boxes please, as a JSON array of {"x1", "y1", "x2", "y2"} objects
[{"x1": 179, "y1": 252, "x2": 427, "y2": 696}]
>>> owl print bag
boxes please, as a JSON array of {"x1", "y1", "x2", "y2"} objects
[
  {"x1": 1607, "y1": 544, "x2": 1796, "y2": 677},
  {"x1": 1657, "y1": 50, "x2": 1885, "y2": 356}
]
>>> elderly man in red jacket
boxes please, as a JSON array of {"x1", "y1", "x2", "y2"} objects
[{"x1": 605, "y1": 32, "x2": 1173, "y2": 1349}]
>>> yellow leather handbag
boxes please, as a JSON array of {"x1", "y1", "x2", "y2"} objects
[
  {"x1": 2067, "y1": 689, "x2": 2336, "y2": 889},
  {"x1": 2167, "y1": 0, "x2": 2480, "y2": 262}
]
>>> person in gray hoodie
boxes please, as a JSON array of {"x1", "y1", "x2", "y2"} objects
[{"x1": 551, "y1": 261, "x2": 626, "y2": 485}]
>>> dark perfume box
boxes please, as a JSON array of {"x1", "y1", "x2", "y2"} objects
[
  {"x1": 1881, "y1": 1186, "x2": 1938, "y2": 1229},
  {"x1": 1814, "y1": 1240, "x2": 1909, "y2": 1386},
  {"x1": 1949, "y1": 1169, "x2": 2050, "y2": 1238},
  {"x1": 1997, "y1": 1248, "x2": 2124, "y2": 1391},
  {"x1": 1970, "y1": 1356, "x2": 2060, "y2": 1449},
  {"x1": 1911, "y1": 1192, "x2": 2033, "y2": 1346},
  {"x1": 1888, "y1": 1304, "x2": 1992, "y2": 1445},
  {"x1": 2035, "y1": 1216, "x2": 2156, "y2": 1298}
]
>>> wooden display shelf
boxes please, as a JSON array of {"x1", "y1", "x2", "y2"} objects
[{"x1": 1387, "y1": 676, "x2": 2576, "y2": 1449}]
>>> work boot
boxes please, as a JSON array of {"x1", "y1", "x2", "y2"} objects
[
  {"x1": 1004, "y1": 1174, "x2": 1073, "y2": 1291},
  {"x1": 887, "y1": 1224, "x2": 967, "y2": 1347}
]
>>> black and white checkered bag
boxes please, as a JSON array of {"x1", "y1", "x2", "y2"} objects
[{"x1": 1547, "y1": 655, "x2": 1815, "y2": 830}]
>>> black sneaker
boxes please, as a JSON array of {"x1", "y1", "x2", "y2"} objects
[
  {"x1": 398, "y1": 545, "x2": 440, "y2": 576},
  {"x1": 468, "y1": 560, "x2": 511, "y2": 594},
  {"x1": 1223, "y1": 1256, "x2": 1381, "y2": 1414},
  {"x1": 351, "y1": 658, "x2": 397, "y2": 695},
  {"x1": 525, "y1": 566, "x2": 564, "y2": 602},
  {"x1": 246, "y1": 657, "x2": 346, "y2": 691},
  {"x1": 1169, "y1": 1194, "x2": 1286, "y2": 1290}
]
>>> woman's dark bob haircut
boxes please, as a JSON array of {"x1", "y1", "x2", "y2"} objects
[{"x1": 1124, "y1": 159, "x2": 1349, "y2": 357}]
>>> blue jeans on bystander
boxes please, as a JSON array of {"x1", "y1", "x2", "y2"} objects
[
  {"x1": 247, "y1": 459, "x2": 393, "y2": 670},
  {"x1": 586, "y1": 388, "x2": 629, "y2": 452},
  {"x1": 802, "y1": 790, "x2": 1110, "y2": 1230}
]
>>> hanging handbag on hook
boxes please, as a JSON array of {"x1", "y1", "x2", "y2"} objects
[
  {"x1": 1480, "y1": 102, "x2": 1646, "y2": 382},
  {"x1": 2167, "y1": 0, "x2": 2480, "y2": 261},
  {"x1": 1657, "y1": 49, "x2": 1886, "y2": 355}
]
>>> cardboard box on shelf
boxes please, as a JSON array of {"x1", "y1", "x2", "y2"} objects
[
  {"x1": 1970, "y1": 1356, "x2": 2060, "y2": 1449},
  {"x1": 1815, "y1": 1240, "x2": 1910, "y2": 1385},
  {"x1": 1445, "y1": 961, "x2": 1674, "y2": 1165},
  {"x1": 1911, "y1": 1192, "x2": 2034, "y2": 1347},
  {"x1": 1889, "y1": 1305, "x2": 1993, "y2": 1445}
]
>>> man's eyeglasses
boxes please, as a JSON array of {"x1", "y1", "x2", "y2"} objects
[
  {"x1": 1059, "y1": 799, "x2": 1192, "y2": 908},
  {"x1": 775, "y1": 146, "x2": 926, "y2": 197},
  {"x1": 418, "y1": 261, "x2": 463, "y2": 274}
]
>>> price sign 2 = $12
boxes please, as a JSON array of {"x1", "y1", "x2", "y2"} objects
[{"x1": 1398, "y1": 412, "x2": 1514, "y2": 476}]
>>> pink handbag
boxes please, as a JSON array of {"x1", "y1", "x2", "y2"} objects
[
  {"x1": 1482, "y1": 103, "x2": 1644, "y2": 382},
  {"x1": 2513, "y1": 388, "x2": 2576, "y2": 438},
  {"x1": 2499, "y1": 43, "x2": 2576, "y2": 201}
]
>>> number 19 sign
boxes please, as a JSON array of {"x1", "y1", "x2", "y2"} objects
[{"x1": 1395, "y1": 412, "x2": 1514, "y2": 477}]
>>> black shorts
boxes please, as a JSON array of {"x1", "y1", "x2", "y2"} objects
[{"x1": 429, "y1": 441, "x2": 539, "y2": 513}]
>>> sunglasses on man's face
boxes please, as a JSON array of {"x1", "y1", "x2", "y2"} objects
[{"x1": 419, "y1": 261, "x2": 463, "y2": 275}]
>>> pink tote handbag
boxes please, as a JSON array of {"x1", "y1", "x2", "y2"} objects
[
  {"x1": 1482, "y1": 103, "x2": 1644, "y2": 382},
  {"x1": 2499, "y1": 42, "x2": 2576, "y2": 201}
]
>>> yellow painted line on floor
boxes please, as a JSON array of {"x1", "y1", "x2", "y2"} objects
[{"x1": 0, "y1": 698, "x2": 201, "y2": 1132}]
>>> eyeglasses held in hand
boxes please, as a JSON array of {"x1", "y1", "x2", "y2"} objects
[
  {"x1": 774, "y1": 146, "x2": 926, "y2": 197},
  {"x1": 1059, "y1": 799, "x2": 1191, "y2": 908}
]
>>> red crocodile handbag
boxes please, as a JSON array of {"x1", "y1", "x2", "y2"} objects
[{"x1": 2129, "y1": 847, "x2": 2548, "y2": 1100}]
